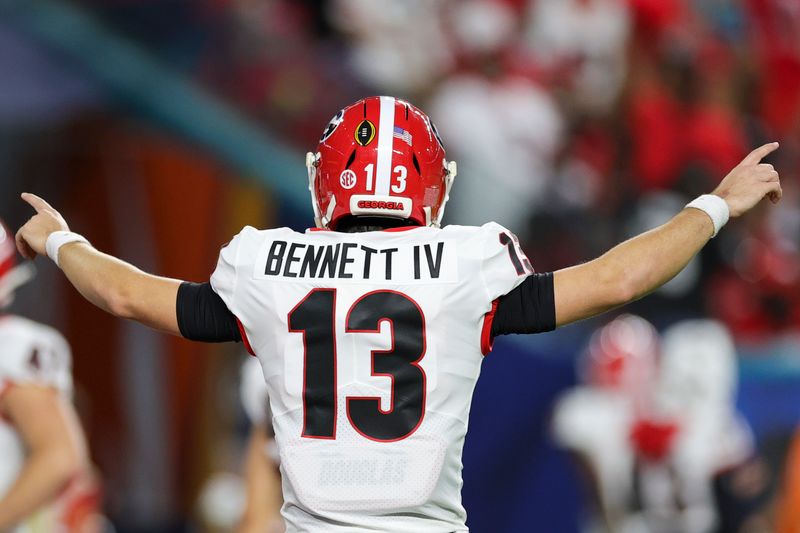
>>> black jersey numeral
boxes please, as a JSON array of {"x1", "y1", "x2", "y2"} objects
[
  {"x1": 499, "y1": 232, "x2": 532, "y2": 275},
  {"x1": 346, "y1": 291, "x2": 426, "y2": 442},
  {"x1": 288, "y1": 289, "x2": 338, "y2": 439},
  {"x1": 288, "y1": 289, "x2": 427, "y2": 442}
]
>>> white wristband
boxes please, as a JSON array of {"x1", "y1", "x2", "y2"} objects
[
  {"x1": 685, "y1": 194, "x2": 730, "y2": 238},
  {"x1": 45, "y1": 231, "x2": 90, "y2": 267}
]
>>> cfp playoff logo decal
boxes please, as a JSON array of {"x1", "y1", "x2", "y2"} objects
[
  {"x1": 339, "y1": 169, "x2": 357, "y2": 190},
  {"x1": 355, "y1": 120, "x2": 376, "y2": 146}
]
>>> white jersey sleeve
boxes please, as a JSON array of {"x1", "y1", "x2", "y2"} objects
[
  {"x1": 478, "y1": 221, "x2": 534, "y2": 303},
  {"x1": 210, "y1": 226, "x2": 256, "y2": 318},
  {"x1": 0, "y1": 316, "x2": 73, "y2": 396},
  {"x1": 473, "y1": 222, "x2": 534, "y2": 354}
]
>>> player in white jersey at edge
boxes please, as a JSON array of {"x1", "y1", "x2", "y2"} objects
[
  {"x1": 239, "y1": 357, "x2": 284, "y2": 533},
  {"x1": 0, "y1": 220, "x2": 91, "y2": 531},
  {"x1": 14, "y1": 96, "x2": 782, "y2": 532}
]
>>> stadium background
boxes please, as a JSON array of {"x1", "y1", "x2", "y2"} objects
[{"x1": 1, "y1": 0, "x2": 800, "y2": 531}]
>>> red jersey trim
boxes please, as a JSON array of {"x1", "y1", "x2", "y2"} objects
[
  {"x1": 480, "y1": 299, "x2": 500, "y2": 356},
  {"x1": 236, "y1": 318, "x2": 256, "y2": 356},
  {"x1": 307, "y1": 226, "x2": 423, "y2": 233},
  {"x1": 0, "y1": 380, "x2": 15, "y2": 425},
  {"x1": 382, "y1": 226, "x2": 423, "y2": 232}
]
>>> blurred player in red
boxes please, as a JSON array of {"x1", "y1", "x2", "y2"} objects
[
  {"x1": 14, "y1": 96, "x2": 782, "y2": 531},
  {"x1": 0, "y1": 220, "x2": 101, "y2": 532},
  {"x1": 552, "y1": 314, "x2": 662, "y2": 532},
  {"x1": 239, "y1": 357, "x2": 284, "y2": 533},
  {"x1": 554, "y1": 316, "x2": 759, "y2": 533}
]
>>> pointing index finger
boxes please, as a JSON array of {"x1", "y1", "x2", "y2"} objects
[
  {"x1": 743, "y1": 142, "x2": 779, "y2": 166},
  {"x1": 20, "y1": 192, "x2": 53, "y2": 213}
]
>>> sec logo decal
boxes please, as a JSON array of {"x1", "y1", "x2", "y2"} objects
[{"x1": 339, "y1": 169, "x2": 357, "y2": 190}]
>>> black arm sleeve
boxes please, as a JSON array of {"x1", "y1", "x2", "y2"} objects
[
  {"x1": 176, "y1": 281, "x2": 242, "y2": 343},
  {"x1": 491, "y1": 272, "x2": 556, "y2": 337}
]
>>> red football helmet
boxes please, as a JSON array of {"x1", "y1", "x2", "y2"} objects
[
  {"x1": 581, "y1": 314, "x2": 660, "y2": 393},
  {"x1": 0, "y1": 219, "x2": 34, "y2": 308},
  {"x1": 306, "y1": 96, "x2": 457, "y2": 229}
]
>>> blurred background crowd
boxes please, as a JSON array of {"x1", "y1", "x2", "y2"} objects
[{"x1": 1, "y1": 0, "x2": 800, "y2": 531}]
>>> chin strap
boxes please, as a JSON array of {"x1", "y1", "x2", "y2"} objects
[
  {"x1": 432, "y1": 160, "x2": 458, "y2": 228},
  {"x1": 306, "y1": 152, "x2": 325, "y2": 228}
]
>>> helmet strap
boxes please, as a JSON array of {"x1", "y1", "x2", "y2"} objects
[
  {"x1": 306, "y1": 152, "x2": 324, "y2": 228},
  {"x1": 323, "y1": 196, "x2": 337, "y2": 228},
  {"x1": 432, "y1": 160, "x2": 458, "y2": 227}
]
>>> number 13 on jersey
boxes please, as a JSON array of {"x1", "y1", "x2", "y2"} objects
[{"x1": 288, "y1": 288, "x2": 427, "y2": 443}]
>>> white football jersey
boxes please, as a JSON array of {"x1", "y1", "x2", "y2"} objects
[
  {"x1": 0, "y1": 315, "x2": 73, "y2": 530},
  {"x1": 211, "y1": 223, "x2": 531, "y2": 532}
]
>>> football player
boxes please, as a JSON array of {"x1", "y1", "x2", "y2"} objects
[
  {"x1": 239, "y1": 357, "x2": 284, "y2": 533},
  {"x1": 0, "y1": 220, "x2": 93, "y2": 531},
  {"x1": 553, "y1": 317, "x2": 755, "y2": 533},
  {"x1": 14, "y1": 96, "x2": 782, "y2": 532},
  {"x1": 552, "y1": 314, "x2": 661, "y2": 532}
]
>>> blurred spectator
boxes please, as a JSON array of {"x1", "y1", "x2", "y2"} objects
[
  {"x1": 218, "y1": 0, "x2": 363, "y2": 147},
  {"x1": 746, "y1": 0, "x2": 800, "y2": 138},
  {"x1": 429, "y1": 74, "x2": 563, "y2": 230},
  {"x1": 625, "y1": 59, "x2": 686, "y2": 192},
  {"x1": 429, "y1": 0, "x2": 563, "y2": 230},
  {"x1": 327, "y1": 0, "x2": 453, "y2": 96},
  {"x1": 523, "y1": 0, "x2": 631, "y2": 115}
]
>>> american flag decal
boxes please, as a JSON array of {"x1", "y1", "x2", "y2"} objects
[{"x1": 393, "y1": 126, "x2": 413, "y2": 146}]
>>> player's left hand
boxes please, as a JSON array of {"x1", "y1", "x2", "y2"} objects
[
  {"x1": 15, "y1": 193, "x2": 70, "y2": 260},
  {"x1": 712, "y1": 142, "x2": 782, "y2": 217}
]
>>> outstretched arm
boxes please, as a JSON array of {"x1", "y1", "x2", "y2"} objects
[
  {"x1": 15, "y1": 193, "x2": 182, "y2": 335},
  {"x1": 553, "y1": 142, "x2": 782, "y2": 327}
]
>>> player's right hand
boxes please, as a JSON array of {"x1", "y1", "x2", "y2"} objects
[
  {"x1": 15, "y1": 193, "x2": 70, "y2": 260},
  {"x1": 712, "y1": 142, "x2": 782, "y2": 217}
]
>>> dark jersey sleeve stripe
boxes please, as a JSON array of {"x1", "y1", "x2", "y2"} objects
[
  {"x1": 176, "y1": 281, "x2": 242, "y2": 343},
  {"x1": 491, "y1": 272, "x2": 556, "y2": 338}
]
